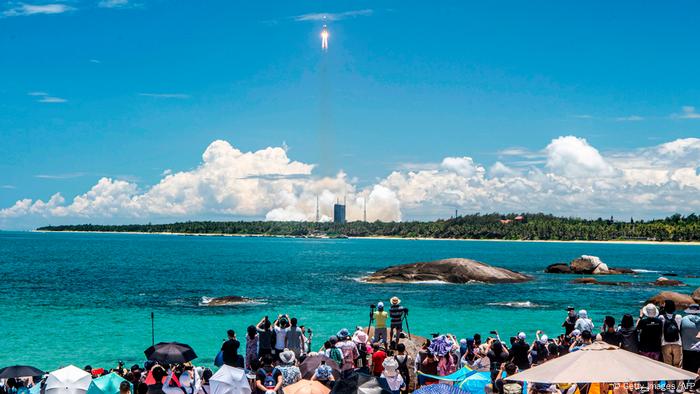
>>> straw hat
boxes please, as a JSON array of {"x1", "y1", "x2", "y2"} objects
[
  {"x1": 280, "y1": 349, "x2": 296, "y2": 364},
  {"x1": 390, "y1": 297, "x2": 401, "y2": 305},
  {"x1": 382, "y1": 357, "x2": 399, "y2": 377}
]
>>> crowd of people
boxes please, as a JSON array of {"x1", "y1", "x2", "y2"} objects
[{"x1": 2, "y1": 296, "x2": 700, "y2": 394}]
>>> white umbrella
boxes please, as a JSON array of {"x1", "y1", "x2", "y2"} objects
[
  {"x1": 45, "y1": 365, "x2": 93, "y2": 394},
  {"x1": 210, "y1": 365, "x2": 251, "y2": 394},
  {"x1": 507, "y1": 341, "x2": 698, "y2": 384}
]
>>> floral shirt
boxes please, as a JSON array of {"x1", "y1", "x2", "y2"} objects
[{"x1": 276, "y1": 365, "x2": 301, "y2": 387}]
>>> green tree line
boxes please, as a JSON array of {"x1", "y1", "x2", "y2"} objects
[{"x1": 35, "y1": 213, "x2": 700, "y2": 242}]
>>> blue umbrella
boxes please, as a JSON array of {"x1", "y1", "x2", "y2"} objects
[
  {"x1": 414, "y1": 383, "x2": 468, "y2": 394},
  {"x1": 87, "y1": 373, "x2": 131, "y2": 394},
  {"x1": 455, "y1": 371, "x2": 491, "y2": 394}
]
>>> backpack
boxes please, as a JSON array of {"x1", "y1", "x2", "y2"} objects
[
  {"x1": 260, "y1": 367, "x2": 278, "y2": 390},
  {"x1": 503, "y1": 382, "x2": 523, "y2": 394},
  {"x1": 663, "y1": 315, "x2": 680, "y2": 342},
  {"x1": 329, "y1": 347, "x2": 343, "y2": 367}
]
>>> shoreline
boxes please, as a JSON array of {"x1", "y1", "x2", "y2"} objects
[{"x1": 29, "y1": 229, "x2": 700, "y2": 245}]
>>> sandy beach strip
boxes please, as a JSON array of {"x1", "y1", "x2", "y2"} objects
[{"x1": 30, "y1": 229, "x2": 700, "y2": 245}]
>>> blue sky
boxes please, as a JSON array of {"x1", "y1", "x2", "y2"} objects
[{"x1": 1, "y1": 1, "x2": 700, "y2": 228}]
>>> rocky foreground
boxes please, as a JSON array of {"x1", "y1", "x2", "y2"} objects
[{"x1": 363, "y1": 258, "x2": 532, "y2": 284}]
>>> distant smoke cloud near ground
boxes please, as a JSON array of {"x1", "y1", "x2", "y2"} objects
[{"x1": 2, "y1": 136, "x2": 700, "y2": 228}]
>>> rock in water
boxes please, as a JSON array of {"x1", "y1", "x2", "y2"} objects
[
  {"x1": 571, "y1": 255, "x2": 608, "y2": 274},
  {"x1": 693, "y1": 287, "x2": 700, "y2": 303},
  {"x1": 545, "y1": 263, "x2": 571, "y2": 274},
  {"x1": 363, "y1": 258, "x2": 532, "y2": 284},
  {"x1": 546, "y1": 255, "x2": 631, "y2": 275},
  {"x1": 653, "y1": 277, "x2": 686, "y2": 287},
  {"x1": 200, "y1": 296, "x2": 252, "y2": 306},
  {"x1": 570, "y1": 277, "x2": 632, "y2": 286},
  {"x1": 646, "y1": 291, "x2": 696, "y2": 309}
]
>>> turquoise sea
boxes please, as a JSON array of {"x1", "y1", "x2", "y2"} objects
[{"x1": 1, "y1": 231, "x2": 699, "y2": 370}]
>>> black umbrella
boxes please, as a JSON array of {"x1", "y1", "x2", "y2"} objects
[
  {"x1": 144, "y1": 342, "x2": 197, "y2": 364},
  {"x1": 299, "y1": 355, "x2": 341, "y2": 380},
  {"x1": 330, "y1": 373, "x2": 391, "y2": 394},
  {"x1": 0, "y1": 365, "x2": 46, "y2": 379}
]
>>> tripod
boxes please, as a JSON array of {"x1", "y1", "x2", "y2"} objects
[
  {"x1": 402, "y1": 310, "x2": 411, "y2": 340},
  {"x1": 367, "y1": 305, "x2": 375, "y2": 335}
]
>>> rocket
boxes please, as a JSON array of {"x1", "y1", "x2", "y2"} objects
[{"x1": 321, "y1": 24, "x2": 329, "y2": 51}]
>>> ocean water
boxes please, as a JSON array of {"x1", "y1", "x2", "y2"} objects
[{"x1": 1, "y1": 231, "x2": 699, "y2": 370}]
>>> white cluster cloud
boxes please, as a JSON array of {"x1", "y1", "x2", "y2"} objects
[
  {"x1": 28, "y1": 91, "x2": 67, "y2": 103},
  {"x1": 2, "y1": 3, "x2": 73, "y2": 17},
  {"x1": 2, "y1": 137, "x2": 700, "y2": 227},
  {"x1": 293, "y1": 9, "x2": 373, "y2": 22}
]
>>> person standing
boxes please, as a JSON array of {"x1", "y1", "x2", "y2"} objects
[
  {"x1": 659, "y1": 300, "x2": 684, "y2": 368},
  {"x1": 371, "y1": 344, "x2": 387, "y2": 377},
  {"x1": 637, "y1": 304, "x2": 663, "y2": 360},
  {"x1": 147, "y1": 366, "x2": 167, "y2": 394},
  {"x1": 373, "y1": 302, "x2": 389, "y2": 344},
  {"x1": 273, "y1": 315, "x2": 289, "y2": 360},
  {"x1": 221, "y1": 330, "x2": 241, "y2": 367},
  {"x1": 285, "y1": 318, "x2": 304, "y2": 358},
  {"x1": 509, "y1": 332, "x2": 530, "y2": 370},
  {"x1": 393, "y1": 343, "x2": 411, "y2": 394},
  {"x1": 562, "y1": 307, "x2": 578, "y2": 336},
  {"x1": 681, "y1": 304, "x2": 700, "y2": 373},
  {"x1": 245, "y1": 325, "x2": 259, "y2": 370},
  {"x1": 300, "y1": 326, "x2": 312, "y2": 355},
  {"x1": 599, "y1": 316, "x2": 623, "y2": 347},
  {"x1": 389, "y1": 297, "x2": 406, "y2": 343},
  {"x1": 256, "y1": 317, "x2": 274, "y2": 358},
  {"x1": 336, "y1": 329, "x2": 359, "y2": 374},
  {"x1": 618, "y1": 314, "x2": 639, "y2": 353},
  {"x1": 574, "y1": 310, "x2": 594, "y2": 333}
]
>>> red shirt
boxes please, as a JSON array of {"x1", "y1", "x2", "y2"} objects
[{"x1": 372, "y1": 350, "x2": 387, "y2": 374}]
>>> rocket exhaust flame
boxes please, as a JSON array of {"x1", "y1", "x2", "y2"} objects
[{"x1": 321, "y1": 25, "x2": 329, "y2": 51}]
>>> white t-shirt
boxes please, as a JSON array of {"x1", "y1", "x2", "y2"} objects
[
  {"x1": 660, "y1": 314, "x2": 683, "y2": 346},
  {"x1": 274, "y1": 326, "x2": 288, "y2": 350}
]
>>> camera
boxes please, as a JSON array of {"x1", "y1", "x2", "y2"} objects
[{"x1": 370, "y1": 304, "x2": 376, "y2": 309}]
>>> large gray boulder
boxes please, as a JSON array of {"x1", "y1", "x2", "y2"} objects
[{"x1": 363, "y1": 258, "x2": 532, "y2": 284}]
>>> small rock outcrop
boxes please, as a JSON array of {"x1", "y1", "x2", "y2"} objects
[
  {"x1": 693, "y1": 287, "x2": 700, "y2": 303},
  {"x1": 363, "y1": 258, "x2": 532, "y2": 284},
  {"x1": 571, "y1": 277, "x2": 632, "y2": 286},
  {"x1": 545, "y1": 263, "x2": 571, "y2": 274},
  {"x1": 653, "y1": 277, "x2": 686, "y2": 287},
  {"x1": 646, "y1": 291, "x2": 696, "y2": 309},
  {"x1": 545, "y1": 255, "x2": 632, "y2": 275},
  {"x1": 199, "y1": 296, "x2": 253, "y2": 306}
]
